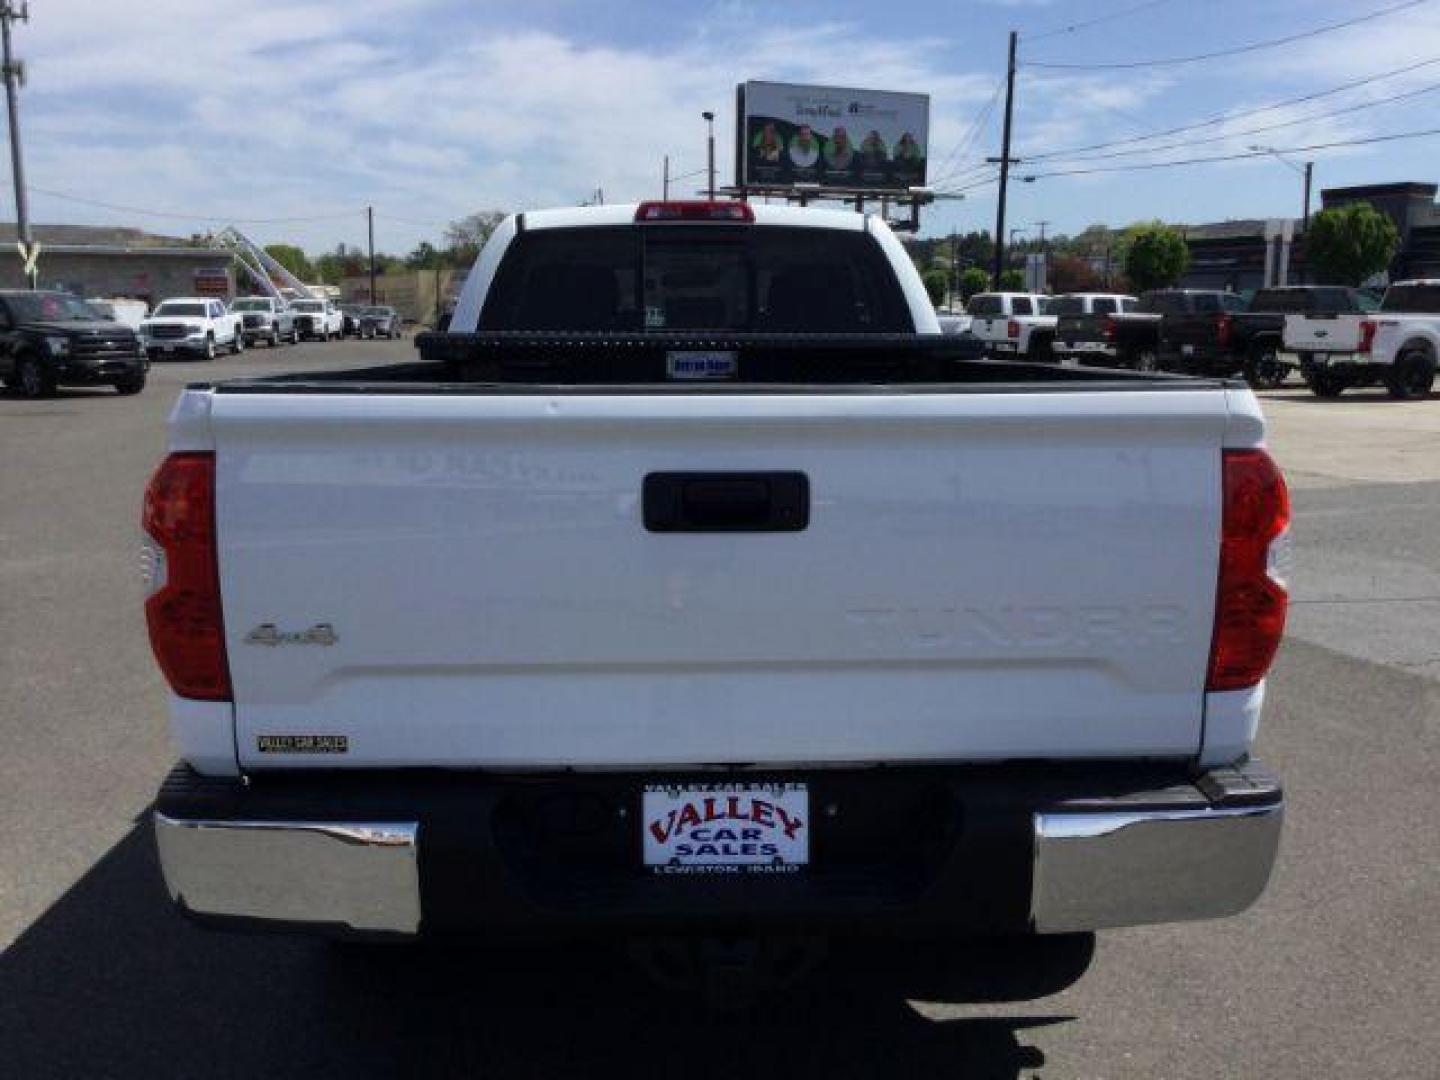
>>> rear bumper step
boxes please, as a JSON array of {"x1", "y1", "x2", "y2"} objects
[{"x1": 153, "y1": 761, "x2": 1281, "y2": 938}]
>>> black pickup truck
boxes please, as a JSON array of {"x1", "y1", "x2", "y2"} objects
[
  {"x1": 1170, "y1": 286, "x2": 1375, "y2": 387},
  {"x1": 0, "y1": 290, "x2": 148, "y2": 398}
]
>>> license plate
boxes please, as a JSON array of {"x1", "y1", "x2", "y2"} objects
[
  {"x1": 666, "y1": 350, "x2": 738, "y2": 380},
  {"x1": 162, "y1": 345, "x2": 175, "y2": 353},
  {"x1": 642, "y1": 781, "x2": 808, "y2": 875},
  {"x1": 1181, "y1": 343, "x2": 1195, "y2": 357}
]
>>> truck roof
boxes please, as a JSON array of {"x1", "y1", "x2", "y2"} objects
[{"x1": 521, "y1": 202, "x2": 868, "y2": 233}]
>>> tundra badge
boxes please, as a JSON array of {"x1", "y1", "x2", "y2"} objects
[{"x1": 245, "y1": 623, "x2": 338, "y2": 646}]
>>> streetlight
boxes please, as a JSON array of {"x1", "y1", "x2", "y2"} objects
[
  {"x1": 1250, "y1": 144, "x2": 1313, "y2": 229},
  {"x1": 702, "y1": 111, "x2": 716, "y2": 200}
]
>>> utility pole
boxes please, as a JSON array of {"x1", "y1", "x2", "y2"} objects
[
  {"x1": 991, "y1": 29, "x2": 1018, "y2": 289},
  {"x1": 1, "y1": 2, "x2": 33, "y2": 288},
  {"x1": 702, "y1": 111, "x2": 716, "y2": 200},
  {"x1": 950, "y1": 230, "x2": 959, "y2": 310},
  {"x1": 663, "y1": 154, "x2": 670, "y2": 200},
  {"x1": 366, "y1": 205, "x2": 376, "y2": 305},
  {"x1": 1302, "y1": 161, "x2": 1313, "y2": 229}
]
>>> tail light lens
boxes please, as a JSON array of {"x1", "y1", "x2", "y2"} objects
[
  {"x1": 142, "y1": 452, "x2": 231, "y2": 701},
  {"x1": 1007, "y1": 319, "x2": 1020, "y2": 339},
  {"x1": 1206, "y1": 449, "x2": 1290, "y2": 692},
  {"x1": 1358, "y1": 319, "x2": 1377, "y2": 353},
  {"x1": 1102, "y1": 316, "x2": 1116, "y2": 342},
  {"x1": 1216, "y1": 313, "x2": 1233, "y2": 348}
]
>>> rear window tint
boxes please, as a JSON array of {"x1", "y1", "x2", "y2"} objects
[
  {"x1": 1092, "y1": 298, "x2": 1118, "y2": 315},
  {"x1": 481, "y1": 224, "x2": 913, "y2": 332},
  {"x1": 1193, "y1": 294, "x2": 1222, "y2": 314},
  {"x1": 1380, "y1": 284, "x2": 1440, "y2": 313},
  {"x1": 1012, "y1": 297, "x2": 1033, "y2": 316},
  {"x1": 1049, "y1": 297, "x2": 1085, "y2": 316}
]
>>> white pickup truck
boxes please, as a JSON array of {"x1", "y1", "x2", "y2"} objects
[
  {"x1": 1285, "y1": 280, "x2": 1437, "y2": 399},
  {"x1": 289, "y1": 297, "x2": 344, "y2": 341},
  {"x1": 967, "y1": 291, "x2": 1057, "y2": 360},
  {"x1": 139, "y1": 297, "x2": 245, "y2": 361},
  {"x1": 146, "y1": 201, "x2": 1286, "y2": 963}
]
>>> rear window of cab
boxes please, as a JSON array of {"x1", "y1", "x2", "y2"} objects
[{"x1": 480, "y1": 225, "x2": 914, "y2": 332}]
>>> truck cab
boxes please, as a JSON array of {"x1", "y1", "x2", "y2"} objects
[{"x1": 230, "y1": 296, "x2": 298, "y2": 348}]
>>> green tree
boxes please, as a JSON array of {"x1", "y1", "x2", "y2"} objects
[
  {"x1": 445, "y1": 211, "x2": 506, "y2": 265},
  {"x1": 406, "y1": 240, "x2": 444, "y2": 270},
  {"x1": 1305, "y1": 203, "x2": 1399, "y2": 286},
  {"x1": 960, "y1": 266, "x2": 990, "y2": 300},
  {"x1": 1122, "y1": 223, "x2": 1190, "y2": 293},
  {"x1": 921, "y1": 268, "x2": 948, "y2": 307},
  {"x1": 998, "y1": 268, "x2": 1025, "y2": 291},
  {"x1": 264, "y1": 243, "x2": 313, "y2": 281}
]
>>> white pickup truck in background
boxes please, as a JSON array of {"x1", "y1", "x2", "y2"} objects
[
  {"x1": 1285, "y1": 280, "x2": 1438, "y2": 399},
  {"x1": 967, "y1": 291, "x2": 1057, "y2": 361},
  {"x1": 145, "y1": 201, "x2": 1286, "y2": 974},
  {"x1": 138, "y1": 297, "x2": 244, "y2": 361}
]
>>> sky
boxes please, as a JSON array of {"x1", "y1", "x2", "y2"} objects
[{"x1": 12, "y1": 0, "x2": 1440, "y2": 255}]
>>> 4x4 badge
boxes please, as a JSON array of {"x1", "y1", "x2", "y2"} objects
[{"x1": 245, "y1": 623, "x2": 338, "y2": 646}]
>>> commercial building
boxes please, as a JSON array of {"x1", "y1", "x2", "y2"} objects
[
  {"x1": 1180, "y1": 181, "x2": 1440, "y2": 291},
  {"x1": 1, "y1": 224, "x2": 234, "y2": 303},
  {"x1": 336, "y1": 268, "x2": 458, "y2": 325}
]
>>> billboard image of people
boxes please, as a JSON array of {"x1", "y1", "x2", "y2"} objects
[{"x1": 739, "y1": 81, "x2": 929, "y2": 192}]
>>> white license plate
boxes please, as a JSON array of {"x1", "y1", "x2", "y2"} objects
[
  {"x1": 1181, "y1": 343, "x2": 1195, "y2": 357},
  {"x1": 642, "y1": 782, "x2": 808, "y2": 874},
  {"x1": 667, "y1": 350, "x2": 737, "y2": 380},
  {"x1": 162, "y1": 345, "x2": 175, "y2": 353}
]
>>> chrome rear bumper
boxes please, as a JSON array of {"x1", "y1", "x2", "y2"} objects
[
  {"x1": 153, "y1": 762, "x2": 1281, "y2": 937},
  {"x1": 154, "y1": 816, "x2": 420, "y2": 934},
  {"x1": 1032, "y1": 800, "x2": 1283, "y2": 932}
]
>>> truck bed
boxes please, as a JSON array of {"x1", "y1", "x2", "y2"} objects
[{"x1": 200, "y1": 331, "x2": 1231, "y2": 393}]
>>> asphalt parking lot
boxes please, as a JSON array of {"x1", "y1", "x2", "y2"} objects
[{"x1": 1, "y1": 350, "x2": 1437, "y2": 1078}]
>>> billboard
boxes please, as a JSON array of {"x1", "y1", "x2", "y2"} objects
[{"x1": 738, "y1": 81, "x2": 929, "y2": 193}]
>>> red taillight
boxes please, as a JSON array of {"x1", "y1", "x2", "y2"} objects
[
  {"x1": 143, "y1": 452, "x2": 230, "y2": 701},
  {"x1": 1358, "y1": 319, "x2": 1377, "y2": 353},
  {"x1": 635, "y1": 200, "x2": 754, "y2": 223},
  {"x1": 1207, "y1": 449, "x2": 1290, "y2": 693},
  {"x1": 1216, "y1": 313, "x2": 1233, "y2": 348},
  {"x1": 1102, "y1": 315, "x2": 1116, "y2": 342},
  {"x1": 1007, "y1": 319, "x2": 1020, "y2": 339}
]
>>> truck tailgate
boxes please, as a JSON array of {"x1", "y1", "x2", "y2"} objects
[
  {"x1": 1284, "y1": 312, "x2": 1363, "y2": 353},
  {"x1": 210, "y1": 389, "x2": 1227, "y2": 769}
]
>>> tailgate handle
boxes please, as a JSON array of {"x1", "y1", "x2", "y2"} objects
[{"x1": 643, "y1": 472, "x2": 809, "y2": 532}]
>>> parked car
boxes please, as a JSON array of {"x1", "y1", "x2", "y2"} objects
[
  {"x1": 967, "y1": 292, "x2": 1056, "y2": 360},
  {"x1": 338, "y1": 304, "x2": 366, "y2": 338},
  {"x1": 1288, "y1": 279, "x2": 1439, "y2": 399},
  {"x1": 230, "y1": 296, "x2": 298, "y2": 348},
  {"x1": 87, "y1": 297, "x2": 149, "y2": 330},
  {"x1": 139, "y1": 298, "x2": 244, "y2": 361},
  {"x1": 290, "y1": 298, "x2": 344, "y2": 341},
  {"x1": 0, "y1": 289, "x2": 147, "y2": 397},
  {"x1": 1050, "y1": 293, "x2": 1138, "y2": 365},
  {"x1": 360, "y1": 306, "x2": 403, "y2": 339},
  {"x1": 148, "y1": 201, "x2": 1285, "y2": 963}
]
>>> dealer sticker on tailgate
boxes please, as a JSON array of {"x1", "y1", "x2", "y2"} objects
[{"x1": 642, "y1": 782, "x2": 808, "y2": 874}]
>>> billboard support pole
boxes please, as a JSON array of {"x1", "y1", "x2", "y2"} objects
[
  {"x1": 992, "y1": 30, "x2": 1018, "y2": 289},
  {"x1": 663, "y1": 154, "x2": 670, "y2": 200}
]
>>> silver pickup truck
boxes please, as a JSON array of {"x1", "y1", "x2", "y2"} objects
[{"x1": 146, "y1": 201, "x2": 1286, "y2": 965}]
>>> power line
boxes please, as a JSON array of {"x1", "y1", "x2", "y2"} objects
[
  {"x1": 23, "y1": 183, "x2": 364, "y2": 225},
  {"x1": 1023, "y1": 0, "x2": 1431, "y2": 70},
  {"x1": 1024, "y1": 0, "x2": 1180, "y2": 43},
  {"x1": 1024, "y1": 125, "x2": 1440, "y2": 179},
  {"x1": 1036, "y1": 77, "x2": 1440, "y2": 165},
  {"x1": 1020, "y1": 54, "x2": 1440, "y2": 161},
  {"x1": 929, "y1": 77, "x2": 1005, "y2": 187}
]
